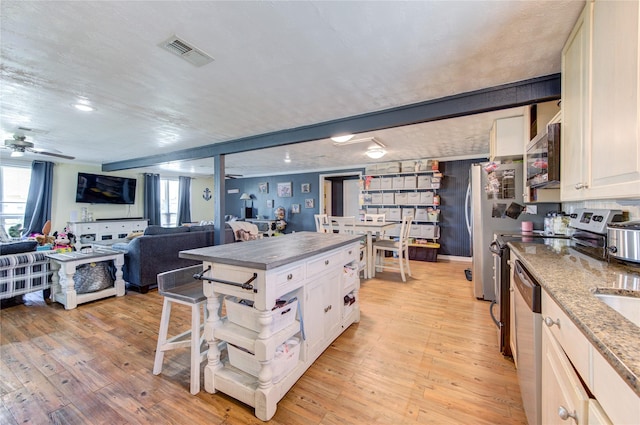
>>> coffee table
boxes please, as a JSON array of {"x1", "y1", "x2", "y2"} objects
[{"x1": 47, "y1": 248, "x2": 125, "y2": 309}]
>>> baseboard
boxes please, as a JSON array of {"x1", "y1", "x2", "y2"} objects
[{"x1": 435, "y1": 254, "x2": 472, "y2": 263}]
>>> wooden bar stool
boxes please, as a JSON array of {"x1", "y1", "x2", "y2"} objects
[{"x1": 153, "y1": 265, "x2": 208, "y2": 395}]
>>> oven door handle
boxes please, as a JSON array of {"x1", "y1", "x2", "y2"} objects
[
  {"x1": 489, "y1": 300, "x2": 502, "y2": 329},
  {"x1": 489, "y1": 240, "x2": 501, "y2": 256}
]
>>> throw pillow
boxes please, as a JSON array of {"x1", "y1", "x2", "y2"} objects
[{"x1": 0, "y1": 240, "x2": 38, "y2": 255}]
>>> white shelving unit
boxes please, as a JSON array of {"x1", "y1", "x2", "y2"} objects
[
  {"x1": 361, "y1": 160, "x2": 442, "y2": 240},
  {"x1": 67, "y1": 219, "x2": 148, "y2": 250}
]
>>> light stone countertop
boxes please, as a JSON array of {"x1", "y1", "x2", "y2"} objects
[{"x1": 508, "y1": 240, "x2": 640, "y2": 397}]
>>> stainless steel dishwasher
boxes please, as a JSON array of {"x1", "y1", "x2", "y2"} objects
[{"x1": 513, "y1": 259, "x2": 542, "y2": 425}]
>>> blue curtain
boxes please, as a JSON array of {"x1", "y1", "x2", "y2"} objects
[
  {"x1": 177, "y1": 176, "x2": 192, "y2": 225},
  {"x1": 144, "y1": 173, "x2": 161, "y2": 226},
  {"x1": 23, "y1": 161, "x2": 54, "y2": 236}
]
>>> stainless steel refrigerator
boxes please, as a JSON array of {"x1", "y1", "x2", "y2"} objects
[{"x1": 465, "y1": 162, "x2": 531, "y2": 301}]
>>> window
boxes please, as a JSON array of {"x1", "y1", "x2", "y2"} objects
[
  {"x1": 0, "y1": 164, "x2": 32, "y2": 237},
  {"x1": 160, "y1": 178, "x2": 179, "y2": 227}
]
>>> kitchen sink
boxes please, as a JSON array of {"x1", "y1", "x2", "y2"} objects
[{"x1": 594, "y1": 294, "x2": 640, "y2": 327}]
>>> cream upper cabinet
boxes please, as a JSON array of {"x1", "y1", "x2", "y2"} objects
[
  {"x1": 561, "y1": 3, "x2": 592, "y2": 201},
  {"x1": 588, "y1": 0, "x2": 640, "y2": 199},
  {"x1": 489, "y1": 115, "x2": 524, "y2": 161},
  {"x1": 561, "y1": 0, "x2": 640, "y2": 201}
]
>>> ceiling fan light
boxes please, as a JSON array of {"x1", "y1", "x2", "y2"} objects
[
  {"x1": 331, "y1": 134, "x2": 354, "y2": 143},
  {"x1": 366, "y1": 148, "x2": 386, "y2": 159},
  {"x1": 11, "y1": 150, "x2": 25, "y2": 158}
]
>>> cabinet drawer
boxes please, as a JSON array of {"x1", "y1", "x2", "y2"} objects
[
  {"x1": 76, "y1": 223, "x2": 99, "y2": 233},
  {"x1": 98, "y1": 222, "x2": 129, "y2": 233},
  {"x1": 541, "y1": 290, "x2": 590, "y2": 378},
  {"x1": 343, "y1": 245, "x2": 360, "y2": 265},
  {"x1": 275, "y1": 265, "x2": 304, "y2": 294},
  {"x1": 307, "y1": 250, "x2": 344, "y2": 278}
]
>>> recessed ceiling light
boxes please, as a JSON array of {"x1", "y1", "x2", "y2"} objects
[
  {"x1": 73, "y1": 103, "x2": 95, "y2": 112},
  {"x1": 366, "y1": 148, "x2": 387, "y2": 159},
  {"x1": 331, "y1": 134, "x2": 354, "y2": 143},
  {"x1": 284, "y1": 152, "x2": 292, "y2": 163}
]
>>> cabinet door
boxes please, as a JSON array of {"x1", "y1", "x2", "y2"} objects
[
  {"x1": 588, "y1": 0, "x2": 640, "y2": 199},
  {"x1": 561, "y1": 4, "x2": 592, "y2": 201},
  {"x1": 490, "y1": 116, "x2": 525, "y2": 161},
  {"x1": 304, "y1": 270, "x2": 341, "y2": 362},
  {"x1": 541, "y1": 326, "x2": 589, "y2": 425}
]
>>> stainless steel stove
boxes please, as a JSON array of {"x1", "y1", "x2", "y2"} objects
[
  {"x1": 568, "y1": 208, "x2": 625, "y2": 261},
  {"x1": 490, "y1": 232, "x2": 568, "y2": 357}
]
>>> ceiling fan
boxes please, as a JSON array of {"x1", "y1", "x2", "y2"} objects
[
  {"x1": 2, "y1": 135, "x2": 75, "y2": 160},
  {"x1": 225, "y1": 173, "x2": 243, "y2": 179}
]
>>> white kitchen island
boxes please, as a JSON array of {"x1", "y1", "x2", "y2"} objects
[{"x1": 180, "y1": 232, "x2": 362, "y2": 421}]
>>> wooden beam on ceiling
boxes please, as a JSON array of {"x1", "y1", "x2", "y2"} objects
[{"x1": 102, "y1": 73, "x2": 560, "y2": 172}]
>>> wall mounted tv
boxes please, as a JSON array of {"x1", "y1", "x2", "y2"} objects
[{"x1": 75, "y1": 172, "x2": 137, "y2": 205}]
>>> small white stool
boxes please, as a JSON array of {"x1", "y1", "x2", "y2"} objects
[{"x1": 153, "y1": 265, "x2": 208, "y2": 395}]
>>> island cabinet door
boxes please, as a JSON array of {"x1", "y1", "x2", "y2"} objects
[{"x1": 304, "y1": 269, "x2": 341, "y2": 362}]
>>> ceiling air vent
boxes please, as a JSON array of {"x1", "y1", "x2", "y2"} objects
[{"x1": 159, "y1": 35, "x2": 214, "y2": 67}]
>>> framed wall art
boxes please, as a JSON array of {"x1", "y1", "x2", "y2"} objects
[
  {"x1": 291, "y1": 204, "x2": 300, "y2": 214},
  {"x1": 258, "y1": 182, "x2": 268, "y2": 193},
  {"x1": 305, "y1": 198, "x2": 315, "y2": 208},
  {"x1": 301, "y1": 183, "x2": 311, "y2": 193},
  {"x1": 266, "y1": 199, "x2": 274, "y2": 208},
  {"x1": 277, "y1": 182, "x2": 292, "y2": 197}
]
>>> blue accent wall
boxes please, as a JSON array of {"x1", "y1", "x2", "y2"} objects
[
  {"x1": 225, "y1": 161, "x2": 482, "y2": 257},
  {"x1": 224, "y1": 169, "x2": 363, "y2": 233}
]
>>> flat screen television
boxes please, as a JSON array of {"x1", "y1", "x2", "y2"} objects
[{"x1": 75, "y1": 172, "x2": 137, "y2": 204}]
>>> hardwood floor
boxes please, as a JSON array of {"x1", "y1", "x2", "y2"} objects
[{"x1": 0, "y1": 260, "x2": 527, "y2": 424}]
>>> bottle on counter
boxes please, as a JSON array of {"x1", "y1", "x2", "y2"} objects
[
  {"x1": 553, "y1": 212, "x2": 569, "y2": 235},
  {"x1": 544, "y1": 212, "x2": 555, "y2": 235}
]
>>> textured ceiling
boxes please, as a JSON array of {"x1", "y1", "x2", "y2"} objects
[{"x1": 0, "y1": 1, "x2": 583, "y2": 177}]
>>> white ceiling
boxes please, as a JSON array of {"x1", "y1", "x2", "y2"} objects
[{"x1": 0, "y1": 1, "x2": 583, "y2": 177}]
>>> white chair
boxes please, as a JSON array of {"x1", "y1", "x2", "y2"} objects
[
  {"x1": 153, "y1": 265, "x2": 208, "y2": 395},
  {"x1": 314, "y1": 214, "x2": 329, "y2": 233},
  {"x1": 364, "y1": 213, "x2": 387, "y2": 240},
  {"x1": 329, "y1": 216, "x2": 356, "y2": 234},
  {"x1": 330, "y1": 216, "x2": 368, "y2": 278},
  {"x1": 372, "y1": 215, "x2": 413, "y2": 282}
]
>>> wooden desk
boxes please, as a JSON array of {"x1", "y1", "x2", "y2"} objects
[{"x1": 47, "y1": 248, "x2": 125, "y2": 309}]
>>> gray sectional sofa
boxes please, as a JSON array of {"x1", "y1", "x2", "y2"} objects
[{"x1": 112, "y1": 225, "x2": 215, "y2": 293}]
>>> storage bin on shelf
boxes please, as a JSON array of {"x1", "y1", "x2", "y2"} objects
[
  {"x1": 343, "y1": 292, "x2": 357, "y2": 318},
  {"x1": 225, "y1": 296, "x2": 298, "y2": 334},
  {"x1": 408, "y1": 242, "x2": 440, "y2": 262},
  {"x1": 343, "y1": 264, "x2": 359, "y2": 293},
  {"x1": 227, "y1": 337, "x2": 301, "y2": 383}
]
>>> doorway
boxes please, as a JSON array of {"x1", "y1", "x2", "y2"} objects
[{"x1": 319, "y1": 172, "x2": 362, "y2": 218}]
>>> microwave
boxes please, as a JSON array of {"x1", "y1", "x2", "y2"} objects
[{"x1": 525, "y1": 122, "x2": 561, "y2": 188}]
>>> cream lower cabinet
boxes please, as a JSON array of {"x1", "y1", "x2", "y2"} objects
[
  {"x1": 541, "y1": 289, "x2": 639, "y2": 425},
  {"x1": 541, "y1": 325, "x2": 589, "y2": 425},
  {"x1": 305, "y1": 269, "x2": 342, "y2": 362},
  {"x1": 561, "y1": 0, "x2": 640, "y2": 201}
]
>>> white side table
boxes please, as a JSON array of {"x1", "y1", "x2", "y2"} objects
[{"x1": 47, "y1": 248, "x2": 125, "y2": 310}]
